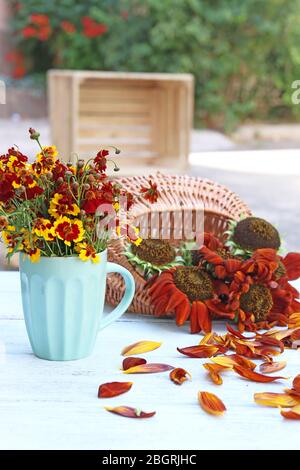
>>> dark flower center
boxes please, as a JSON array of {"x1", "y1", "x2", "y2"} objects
[
  {"x1": 232, "y1": 217, "x2": 280, "y2": 251},
  {"x1": 173, "y1": 267, "x2": 213, "y2": 302},
  {"x1": 240, "y1": 284, "x2": 273, "y2": 322},
  {"x1": 131, "y1": 239, "x2": 176, "y2": 266}
]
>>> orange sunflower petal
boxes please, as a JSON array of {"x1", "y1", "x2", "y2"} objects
[
  {"x1": 123, "y1": 363, "x2": 174, "y2": 374},
  {"x1": 121, "y1": 340, "x2": 162, "y2": 356},
  {"x1": 293, "y1": 374, "x2": 300, "y2": 392},
  {"x1": 281, "y1": 405, "x2": 300, "y2": 420},
  {"x1": 105, "y1": 406, "x2": 156, "y2": 419},
  {"x1": 196, "y1": 301, "x2": 212, "y2": 333},
  {"x1": 198, "y1": 391, "x2": 226, "y2": 416},
  {"x1": 170, "y1": 367, "x2": 192, "y2": 385},
  {"x1": 122, "y1": 357, "x2": 146, "y2": 371},
  {"x1": 233, "y1": 364, "x2": 287, "y2": 383},
  {"x1": 177, "y1": 344, "x2": 221, "y2": 358},
  {"x1": 254, "y1": 392, "x2": 300, "y2": 408},
  {"x1": 175, "y1": 298, "x2": 191, "y2": 326},
  {"x1": 259, "y1": 361, "x2": 287, "y2": 374},
  {"x1": 283, "y1": 252, "x2": 300, "y2": 280},
  {"x1": 203, "y1": 363, "x2": 229, "y2": 385},
  {"x1": 98, "y1": 382, "x2": 133, "y2": 398}
]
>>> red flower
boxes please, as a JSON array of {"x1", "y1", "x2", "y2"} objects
[
  {"x1": 140, "y1": 180, "x2": 159, "y2": 203},
  {"x1": 94, "y1": 149, "x2": 109, "y2": 172},
  {"x1": 30, "y1": 14, "x2": 49, "y2": 25},
  {"x1": 61, "y1": 20, "x2": 76, "y2": 33},
  {"x1": 22, "y1": 26, "x2": 36, "y2": 38},
  {"x1": 0, "y1": 173, "x2": 17, "y2": 203},
  {"x1": 82, "y1": 16, "x2": 108, "y2": 38},
  {"x1": 280, "y1": 252, "x2": 300, "y2": 282},
  {"x1": 148, "y1": 267, "x2": 232, "y2": 334}
]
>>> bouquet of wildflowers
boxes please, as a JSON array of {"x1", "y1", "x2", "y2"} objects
[{"x1": 0, "y1": 129, "x2": 158, "y2": 263}]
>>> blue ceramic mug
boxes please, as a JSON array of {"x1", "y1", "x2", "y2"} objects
[{"x1": 19, "y1": 250, "x2": 135, "y2": 361}]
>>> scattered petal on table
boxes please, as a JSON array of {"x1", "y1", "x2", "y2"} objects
[
  {"x1": 284, "y1": 388, "x2": 300, "y2": 398},
  {"x1": 203, "y1": 363, "x2": 229, "y2": 385},
  {"x1": 254, "y1": 392, "x2": 300, "y2": 408},
  {"x1": 122, "y1": 357, "x2": 147, "y2": 371},
  {"x1": 226, "y1": 324, "x2": 255, "y2": 340},
  {"x1": 212, "y1": 354, "x2": 256, "y2": 370},
  {"x1": 177, "y1": 344, "x2": 225, "y2": 358},
  {"x1": 281, "y1": 405, "x2": 300, "y2": 420},
  {"x1": 259, "y1": 361, "x2": 287, "y2": 374},
  {"x1": 233, "y1": 365, "x2": 287, "y2": 383},
  {"x1": 123, "y1": 363, "x2": 174, "y2": 374},
  {"x1": 170, "y1": 368, "x2": 191, "y2": 385},
  {"x1": 198, "y1": 391, "x2": 226, "y2": 416},
  {"x1": 98, "y1": 382, "x2": 133, "y2": 398},
  {"x1": 293, "y1": 374, "x2": 300, "y2": 392},
  {"x1": 121, "y1": 340, "x2": 162, "y2": 356},
  {"x1": 105, "y1": 406, "x2": 156, "y2": 419}
]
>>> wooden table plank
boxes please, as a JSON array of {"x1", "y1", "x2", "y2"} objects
[{"x1": 0, "y1": 272, "x2": 299, "y2": 450}]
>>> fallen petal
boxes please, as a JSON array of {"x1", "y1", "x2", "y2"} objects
[
  {"x1": 281, "y1": 405, "x2": 300, "y2": 420},
  {"x1": 98, "y1": 382, "x2": 133, "y2": 398},
  {"x1": 121, "y1": 340, "x2": 162, "y2": 356},
  {"x1": 293, "y1": 374, "x2": 300, "y2": 392},
  {"x1": 170, "y1": 368, "x2": 192, "y2": 385},
  {"x1": 259, "y1": 361, "x2": 287, "y2": 374},
  {"x1": 105, "y1": 406, "x2": 156, "y2": 418},
  {"x1": 203, "y1": 363, "x2": 229, "y2": 385},
  {"x1": 233, "y1": 365, "x2": 287, "y2": 383},
  {"x1": 123, "y1": 363, "x2": 174, "y2": 374},
  {"x1": 122, "y1": 357, "x2": 147, "y2": 371},
  {"x1": 254, "y1": 392, "x2": 300, "y2": 408},
  {"x1": 177, "y1": 344, "x2": 225, "y2": 358},
  {"x1": 284, "y1": 388, "x2": 300, "y2": 398},
  {"x1": 212, "y1": 354, "x2": 256, "y2": 370},
  {"x1": 198, "y1": 391, "x2": 226, "y2": 415}
]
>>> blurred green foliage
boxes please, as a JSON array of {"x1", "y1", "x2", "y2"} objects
[{"x1": 9, "y1": 0, "x2": 300, "y2": 130}]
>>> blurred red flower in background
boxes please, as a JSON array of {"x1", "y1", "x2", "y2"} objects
[
  {"x1": 61, "y1": 20, "x2": 76, "y2": 34},
  {"x1": 82, "y1": 16, "x2": 107, "y2": 38}
]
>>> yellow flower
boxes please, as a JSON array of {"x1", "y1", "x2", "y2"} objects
[
  {"x1": 49, "y1": 193, "x2": 80, "y2": 219},
  {"x1": 76, "y1": 242, "x2": 100, "y2": 263},
  {"x1": 12, "y1": 180, "x2": 21, "y2": 189},
  {"x1": 53, "y1": 217, "x2": 84, "y2": 246},
  {"x1": 35, "y1": 146, "x2": 58, "y2": 174},
  {"x1": 2, "y1": 226, "x2": 23, "y2": 253},
  {"x1": 28, "y1": 248, "x2": 41, "y2": 263},
  {"x1": 33, "y1": 218, "x2": 55, "y2": 241}
]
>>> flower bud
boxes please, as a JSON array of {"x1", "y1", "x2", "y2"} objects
[
  {"x1": 29, "y1": 128, "x2": 40, "y2": 140},
  {"x1": 77, "y1": 159, "x2": 85, "y2": 168}
]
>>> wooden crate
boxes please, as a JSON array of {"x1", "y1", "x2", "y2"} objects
[{"x1": 48, "y1": 70, "x2": 194, "y2": 171}]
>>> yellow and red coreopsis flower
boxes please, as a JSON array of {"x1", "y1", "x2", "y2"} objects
[
  {"x1": 2, "y1": 225, "x2": 23, "y2": 253},
  {"x1": 53, "y1": 217, "x2": 84, "y2": 246},
  {"x1": 32, "y1": 145, "x2": 58, "y2": 175},
  {"x1": 48, "y1": 193, "x2": 80, "y2": 219},
  {"x1": 32, "y1": 218, "x2": 55, "y2": 241},
  {"x1": 75, "y1": 242, "x2": 100, "y2": 263}
]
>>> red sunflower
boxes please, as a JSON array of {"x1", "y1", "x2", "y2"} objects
[{"x1": 148, "y1": 266, "x2": 234, "y2": 334}]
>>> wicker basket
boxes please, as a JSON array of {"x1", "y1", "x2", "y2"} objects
[{"x1": 106, "y1": 172, "x2": 252, "y2": 314}]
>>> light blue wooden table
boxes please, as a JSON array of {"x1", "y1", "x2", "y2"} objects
[{"x1": 0, "y1": 271, "x2": 299, "y2": 450}]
